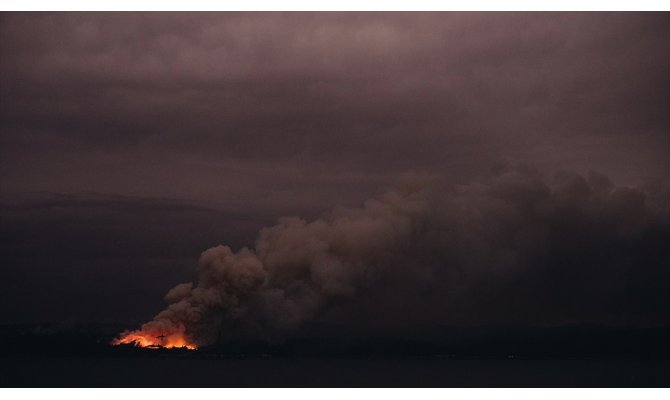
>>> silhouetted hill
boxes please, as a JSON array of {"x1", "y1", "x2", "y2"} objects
[{"x1": 3, "y1": 322, "x2": 666, "y2": 359}]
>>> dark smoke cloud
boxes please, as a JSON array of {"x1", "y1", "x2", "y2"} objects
[{"x1": 126, "y1": 166, "x2": 669, "y2": 345}]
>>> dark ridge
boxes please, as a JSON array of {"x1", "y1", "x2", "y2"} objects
[{"x1": 1, "y1": 323, "x2": 668, "y2": 359}]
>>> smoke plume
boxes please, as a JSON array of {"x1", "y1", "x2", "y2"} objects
[{"x1": 117, "y1": 165, "x2": 670, "y2": 346}]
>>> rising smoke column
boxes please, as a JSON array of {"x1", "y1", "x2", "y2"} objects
[{"x1": 115, "y1": 165, "x2": 670, "y2": 347}]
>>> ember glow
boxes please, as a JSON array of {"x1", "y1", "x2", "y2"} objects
[{"x1": 112, "y1": 330, "x2": 197, "y2": 350}]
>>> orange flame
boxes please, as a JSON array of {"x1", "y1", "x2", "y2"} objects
[{"x1": 112, "y1": 330, "x2": 197, "y2": 350}]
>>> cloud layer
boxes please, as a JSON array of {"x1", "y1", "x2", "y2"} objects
[{"x1": 2, "y1": 13, "x2": 668, "y2": 207}]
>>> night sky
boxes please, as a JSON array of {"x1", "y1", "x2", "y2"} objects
[{"x1": 0, "y1": 13, "x2": 668, "y2": 334}]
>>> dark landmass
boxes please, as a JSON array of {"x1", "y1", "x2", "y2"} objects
[{"x1": 0, "y1": 323, "x2": 668, "y2": 387}]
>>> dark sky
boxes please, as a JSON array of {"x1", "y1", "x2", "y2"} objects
[{"x1": 0, "y1": 12, "x2": 668, "y2": 326}]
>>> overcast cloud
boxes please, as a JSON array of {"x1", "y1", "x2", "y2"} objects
[{"x1": 0, "y1": 12, "x2": 668, "y2": 325}]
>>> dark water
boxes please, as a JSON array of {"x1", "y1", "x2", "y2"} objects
[{"x1": 1, "y1": 356, "x2": 668, "y2": 387}]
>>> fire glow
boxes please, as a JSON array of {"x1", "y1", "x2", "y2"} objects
[{"x1": 112, "y1": 331, "x2": 197, "y2": 350}]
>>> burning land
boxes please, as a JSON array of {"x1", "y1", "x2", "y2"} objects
[{"x1": 1, "y1": 322, "x2": 669, "y2": 387}]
